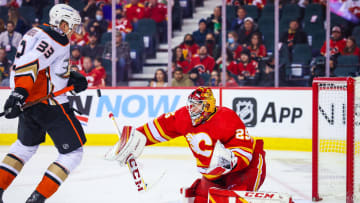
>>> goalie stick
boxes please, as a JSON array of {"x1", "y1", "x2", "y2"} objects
[
  {"x1": 98, "y1": 88, "x2": 165, "y2": 193},
  {"x1": 108, "y1": 112, "x2": 147, "y2": 192},
  {"x1": 0, "y1": 85, "x2": 75, "y2": 117}
]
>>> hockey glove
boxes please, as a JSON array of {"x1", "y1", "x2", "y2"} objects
[
  {"x1": 205, "y1": 140, "x2": 238, "y2": 176},
  {"x1": 105, "y1": 126, "x2": 147, "y2": 166},
  {"x1": 67, "y1": 71, "x2": 88, "y2": 93},
  {"x1": 4, "y1": 87, "x2": 28, "y2": 119}
]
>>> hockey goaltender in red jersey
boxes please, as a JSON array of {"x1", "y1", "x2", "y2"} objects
[{"x1": 106, "y1": 86, "x2": 266, "y2": 202}]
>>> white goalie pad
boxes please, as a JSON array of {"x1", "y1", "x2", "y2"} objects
[
  {"x1": 105, "y1": 126, "x2": 146, "y2": 165},
  {"x1": 208, "y1": 188, "x2": 293, "y2": 203}
]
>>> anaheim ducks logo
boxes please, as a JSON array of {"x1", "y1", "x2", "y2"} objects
[{"x1": 56, "y1": 58, "x2": 71, "y2": 78}]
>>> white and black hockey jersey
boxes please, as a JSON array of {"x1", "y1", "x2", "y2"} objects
[{"x1": 10, "y1": 24, "x2": 71, "y2": 105}]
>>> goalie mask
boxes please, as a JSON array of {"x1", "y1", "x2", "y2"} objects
[
  {"x1": 187, "y1": 87, "x2": 216, "y2": 126},
  {"x1": 49, "y1": 4, "x2": 82, "y2": 35}
]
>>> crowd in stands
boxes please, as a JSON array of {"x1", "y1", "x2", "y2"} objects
[
  {"x1": 0, "y1": 0, "x2": 169, "y2": 87},
  {"x1": 0, "y1": 0, "x2": 359, "y2": 87},
  {"x1": 167, "y1": 0, "x2": 360, "y2": 87}
]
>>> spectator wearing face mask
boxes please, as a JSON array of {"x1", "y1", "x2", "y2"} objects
[
  {"x1": 204, "y1": 32, "x2": 220, "y2": 59},
  {"x1": 226, "y1": 31, "x2": 243, "y2": 60},
  {"x1": 189, "y1": 45, "x2": 216, "y2": 74},
  {"x1": 107, "y1": 7, "x2": 133, "y2": 35},
  {"x1": 179, "y1": 34, "x2": 200, "y2": 61},
  {"x1": 87, "y1": 9, "x2": 108, "y2": 38}
]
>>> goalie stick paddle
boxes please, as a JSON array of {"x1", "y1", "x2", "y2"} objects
[
  {"x1": 0, "y1": 85, "x2": 75, "y2": 117},
  {"x1": 108, "y1": 112, "x2": 147, "y2": 192},
  {"x1": 103, "y1": 89, "x2": 166, "y2": 193}
]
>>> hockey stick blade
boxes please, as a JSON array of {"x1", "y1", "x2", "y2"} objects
[{"x1": 97, "y1": 88, "x2": 102, "y2": 97}]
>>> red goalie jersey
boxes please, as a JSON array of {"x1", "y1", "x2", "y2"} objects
[{"x1": 137, "y1": 106, "x2": 261, "y2": 181}]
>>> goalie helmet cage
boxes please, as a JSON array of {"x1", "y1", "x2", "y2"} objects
[{"x1": 312, "y1": 77, "x2": 360, "y2": 203}]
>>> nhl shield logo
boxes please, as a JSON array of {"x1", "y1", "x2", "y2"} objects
[{"x1": 233, "y1": 98, "x2": 257, "y2": 127}]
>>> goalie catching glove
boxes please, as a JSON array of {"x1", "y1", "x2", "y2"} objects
[
  {"x1": 205, "y1": 140, "x2": 238, "y2": 176},
  {"x1": 105, "y1": 126, "x2": 147, "y2": 166}
]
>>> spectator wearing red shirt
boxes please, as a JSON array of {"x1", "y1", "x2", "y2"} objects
[
  {"x1": 172, "y1": 46, "x2": 190, "y2": 73},
  {"x1": 70, "y1": 26, "x2": 90, "y2": 46},
  {"x1": 320, "y1": 26, "x2": 346, "y2": 58},
  {"x1": 144, "y1": 0, "x2": 167, "y2": 43},
  {"x1": 189, "y1": 45, "x2": 216, "y2": 74},
  {"x1": 341, "y1": 36, "x2": 360, "y2": 59},
  {"x1": 70, "y1": 46, "x2": 84, "y2": 70},
  {"x1": 144, "y1": 0, "x2": 167, "y2": 23},
  {"x1": 225, "y1": 70, "x2": 239, "y2": 87},
  {"x1": 244, "y1": 0, "x2": 266, "y2": 9},
  {"x1": 179, "y1": 34, "x2": 200, "y2": 61},
  {"x1": 247, "y1": 32, "x2": 267, "y2": 60},
  {"x1": 80, "y1": 57, "x2": 106, "y2": 87},
  {"x1": 229, "y1": 49, "x2": 259, "y2": 85},
  {"x1": 124, "y1": 0, "x2": 145, "y2": 25},
  {"x1": 107, "y1": 17, "x2": 133, "y2": 34}
]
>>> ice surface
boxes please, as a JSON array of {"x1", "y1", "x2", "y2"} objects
[{"x1": 0, "y1": 146, "x2": 323, "y2": 203}]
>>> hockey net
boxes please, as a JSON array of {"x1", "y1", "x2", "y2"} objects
[{"x1": 312, "y1": 77, "x2": 360, "y2": 203}]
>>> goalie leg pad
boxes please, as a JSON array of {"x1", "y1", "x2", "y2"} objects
[
  {"x1": 181, "y1": 177, "x2": 221, "y2": 203},
  {"x1": 105, "y1": 126, "x2": 146, "y2": 165},
  {"x1": 208, "y1": 188, "x2": 293, "y2": 203}
]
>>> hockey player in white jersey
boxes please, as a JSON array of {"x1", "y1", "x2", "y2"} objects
[{"x1": 0, "y1": 4, "x2": 87, "y2": 203}]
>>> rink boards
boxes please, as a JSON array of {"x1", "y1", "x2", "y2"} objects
[{"x1": 0, "y1": 87, "x2": 314, "y2": 151}]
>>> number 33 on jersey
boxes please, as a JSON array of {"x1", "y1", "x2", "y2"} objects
[
  {"x1": 136, "y1": 106, "x2": 256, "y2": 180},
  {"x1": 11, "y1": 24, "x2": 71, "y2": 105}
]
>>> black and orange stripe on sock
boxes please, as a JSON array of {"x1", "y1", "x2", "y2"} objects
[
  {"x1": 0, "y1": 154, "x2": 24, "y2": 190},
  {"x1": 36, "y1": 162, "x2": 69, "y2": 199}
]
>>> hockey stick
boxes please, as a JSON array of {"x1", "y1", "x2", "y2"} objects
[
  {"x1": 99, "y1": 88, "x2": 166, "y2": 193},
  {"x1": 0, "y1": 85, "x2": 74, "y2": 117},
  {"x1": 108, "y1": 112, "x2": 148, "y2": 192},
  {"x1": 96, "y1": 88, "x2": 147, "y2": 192}
]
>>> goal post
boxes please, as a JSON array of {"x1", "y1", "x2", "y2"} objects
[{"x1": 312, "y1": 77, "x2": 360, "y2": 203}]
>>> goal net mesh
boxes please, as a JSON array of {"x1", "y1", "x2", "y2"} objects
[{"x1": 317, "y1": 78, "x2": 360, "y2": 201}]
